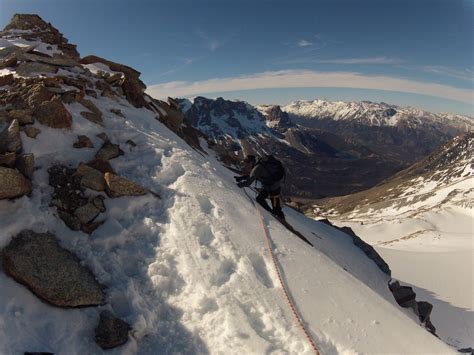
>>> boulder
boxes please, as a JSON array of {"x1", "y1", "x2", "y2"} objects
[
  {"x1": 0, "y1": 167, "x2": 31, "y2": 199},
  {"x1": 58, "y1": 210, "x2": 81, "y2": 231},
  {"x1": 75, "y1": 163, "x2": 105, "y2": 191},
  {"x1": 73, "y1": 135, "x2": 94, "y2": 149},
  {"x1": 95, "y1": 310, "x2": 131, "y2": 349},
  {"x1": 22, "y1": 126, "x2": 41, "y2": 138},
  {"x1": 0, "y1": 152, "x2": 16, "y2": 168},
  {"x1": 95, "y1": 141, "x2": 123, "y2": 161},
  {"x1": 0, "y1": 119, "x2": 22, "y2": 153},
  {"x1": 96, "y1": 132, "x2": 109, "y2": 142},
  {"x1": 417, "y1": 301, "x2": 433, "y2": 323},
  {"x1": 110, "y1": 108, "x2": 125, "y2": 118},
  {"x1": 104, "y1": 172, "x2": 147, "y2": 197},
  {"x1": 16, "y1": 62, "x2": 59, "y2": 76},
  {"x1": 1, "y1": 230, "x2": 105, "y2": 307},
  {"x1": 16, "y1": 153, "x2": 35, "y2": 179},
  {"x1": 34, "y1": 98, "x2": 72, "y2": 128}
]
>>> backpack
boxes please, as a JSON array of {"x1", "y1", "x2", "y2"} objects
[{"x1": 256, "y1": 155, "x2": 285, "y2": 184}]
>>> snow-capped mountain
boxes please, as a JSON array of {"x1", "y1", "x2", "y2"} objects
[
  {"x1": 284, "y1": 99, "x2": 473, "y2": 164},
  {"x1": 308, "y1": 132, "x2": 474, "y2": 349},
  {"x1": 179, "y1": 97, "x2": 403, "y2": 199},
  {"x1": 0, "y1": 14, "x2": 459, "y2": 354}
]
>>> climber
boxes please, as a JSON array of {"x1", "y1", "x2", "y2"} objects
[{"x1": 236, "y1": 155, "x2": 286, "y2": 220}]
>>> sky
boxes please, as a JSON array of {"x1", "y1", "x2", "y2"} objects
[{"x1": 1, "y1": 0, "x2": 473, "y2": 115}]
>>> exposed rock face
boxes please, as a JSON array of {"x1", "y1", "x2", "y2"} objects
[
  {"x1": 257, "y1": 104, "x2": 293, "y2": 131},
  {"x1": 0, "y1": 119, "x2": 22, "y2": 153},
  {"x1": 1, "y1": 230, "x2": 105, "y2": 307},
  {"x1": 0, "y1": 167, "x2": 32, "y2": 199},
  {"x1": 34, "y1": 98, "x2": 72, "y2": 128},
  {"x1": 95, "y1": 310, "x2": 131, "y2": 349},
  {"x1": 16, "y1": 62, "x2": 59, "y2": 76},
  {"x1": 104, "y1": 172, "x2": 147, "y2": 197}
]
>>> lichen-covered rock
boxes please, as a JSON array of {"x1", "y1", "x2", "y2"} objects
[
  {"x1": 104, "y1": 172, "x2": 147, "y2": 197},
  {"x1": 1, "y1": 230, "x2": 105, "y2": 307},
  {"x1": 95, "y1": 310, "x2": 131, "y2": 349},
  {"x1": 0, "y1": 167, "x2": 32, "y2": 199},
  {"x1": 34, "y1": 98, "x2": 72, "y2": 128},
  {"x1": 8, "y1": 109, "x2": 34, "y2": 125},
  {"x1": 16, "y1": 62, "x2": 59, "y2": 76},
  {"x1": 16, "y1": 153, "x2": 34, "y2": 179},
  {"x1": 0, "y1": 119, "x2": 22, "y2": 153}
]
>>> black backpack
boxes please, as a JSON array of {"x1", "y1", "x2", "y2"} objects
[{"x1": 257, "y1": 155, "x2": 285, "y2": 184}]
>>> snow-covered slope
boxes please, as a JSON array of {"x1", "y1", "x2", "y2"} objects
[
  {"x1": 310, "y1": 133, "x2": 474, "y2": 350},
  {"x1": 0, "y1": 14, "x2": 458, "y2": 354}
]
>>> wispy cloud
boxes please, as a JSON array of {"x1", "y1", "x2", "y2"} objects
[
  {"x1": 146, "y1": 69, "x2": 473, "y2": 104},
  {"x1": 297, "y1": 39, "x2": 314, "y2": 47},
  {"x1": 196, "y1": 29, "x2": 224, "y2": 52},
  {"x1": 157, "y1": 57, "x2": 199, "y2": 78},
  {"x1": 419, "y1": 65, "x2": 474, "y2": 82},
  {"x1": 276, "y1": 56, "x2": 402, "y2": 65}
]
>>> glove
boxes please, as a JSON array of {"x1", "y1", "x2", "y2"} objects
[
  {"x1": 237, "y1": 181, "x2": 246, "y2": 188},
  {"x1": 234, "y1": 175, "x2": 241, "y2": 182}
]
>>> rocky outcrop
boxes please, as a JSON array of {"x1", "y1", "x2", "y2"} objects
[
  {"x1": 94, "y1": 310, "x2": 131, "y2": 349},
  {"x1": 80, "y1": 55, "x2": 148, "y2": 108},
  {"x1": 1, "y1": 230, "x2": 104, "y2": 307},
  {"x1": 104, "y1": 172, "x2": 147, "y2": 197},
  {"x1": 0, "y1": 167, "x2": 32, "y2": 199},
  {"x1": 2, "y1": 14, "x2": 80, "y2": 60}
]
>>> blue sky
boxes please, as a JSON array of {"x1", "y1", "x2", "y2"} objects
[{"x1": 1, "y1": 0, "x2": 473, "y2": 114}]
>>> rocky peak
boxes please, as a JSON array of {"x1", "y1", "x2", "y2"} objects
[{"x1": 1, "y1": 14, "x2": 80, "y2": 60}]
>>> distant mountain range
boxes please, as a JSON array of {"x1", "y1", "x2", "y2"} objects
[{"x1": 178, "y1": 96, "x2": 473, "y2": 200}]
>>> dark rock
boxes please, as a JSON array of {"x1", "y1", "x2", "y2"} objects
[
  {"x1": 392, "y1": 286, "x2": 417, "y2": 307},
  {"x1": 16, "y1": 153, "x2": 35, "y2": 179},
  {"x1": 48, "y1": 164, "x2": 87, "y2": 212},
  {"x1": 91, "y1": 195, "x2": 106, "y2": 212},
  {"x1": 34, "y1": 98, "x2": 72, "y2": 128},
  {"x1": 81, "y1": 220, "x2": 105, "y2": 235},
  {"x1": 1, "y1": 230, "x2": 105, "y2": 307},
  {"x1": 0, "y1": 119, "x2": 22, "y2": 153},
  {"x1": 0, "y1": 166, "x2": 32, "y2": 199},
  {"x1": 96, "y1": 132, "x2": 109, "y2": 142},
  {"x1": 125, "y1": 139, "x2": 136, "y2": 147},
  {"x1": 0, "y1": 74, "x2": 14, "y2": 86},
  {"x1": 95, "y1": 141, "x2": 123, "y2": 161},
  {"x1": 24, "y1": 84, "x2": 54, "y2": 108},
  {"x1": 58, "y1": 210, "x2": 81, "y2": 231},
  {"x1": 95, "y1": 310, "x2": 131, "y2": 349},
  {"x1": 87, "y1": 159, "x2": 115, "y2": 174},
  {"x1": 73, "y1": 135, "x2": 94, "y2": 149},
  {"x1": 110, "y1": 108, "x2": 125, "y2": 118},
  {"x1": 417, "y1": 301, "x2": 433, "y2": 323},
  {"x1": 104, "y1": 172, "x2": 147, "y2": 197}
]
